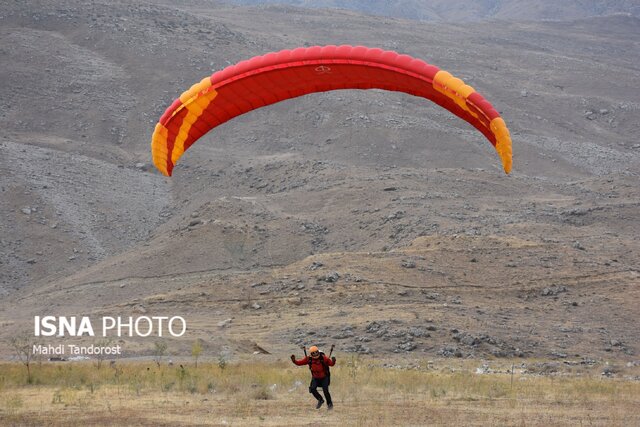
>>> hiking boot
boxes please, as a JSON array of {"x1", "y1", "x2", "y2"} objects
[
  {"x1": 327, "y1": 403, "x2": 333, "y2": 410},
  {"x1": 316, "y1": 399, "x2": 324, "y2": 409}
]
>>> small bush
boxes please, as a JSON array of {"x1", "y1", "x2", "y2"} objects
[{"x1": 252, "y1": 386, "x2": 274, "y2": 400}]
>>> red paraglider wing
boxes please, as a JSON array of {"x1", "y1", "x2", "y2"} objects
[{"x1": 152, "y1": 45, "x2": 512, "y2": 176}]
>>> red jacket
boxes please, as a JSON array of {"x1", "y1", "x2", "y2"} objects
[{"x1": 293, "y1": 355, "x2": 335, "y2": 379}]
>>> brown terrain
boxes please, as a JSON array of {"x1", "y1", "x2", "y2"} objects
[
  {"x1": 0, "y1": 0, "x2": 639, "y2": 368},
  {"x1": 227, "y1": 0, "x2": 640, "y2": 22}
]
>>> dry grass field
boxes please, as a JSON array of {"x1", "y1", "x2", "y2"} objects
[
  {"x1": 1, "y1": 2, "x2": 639, "y2": 426},
  {"x1": 1, "y1": 359, "x2": 639, "y2": 426}
]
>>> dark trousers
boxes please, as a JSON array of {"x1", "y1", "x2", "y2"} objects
[{"x1": 309, "y1": 376, "x2": 332, "y2": 405}]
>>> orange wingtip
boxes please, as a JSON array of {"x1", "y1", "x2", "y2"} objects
[{"x1": 490, "y1": 118, "x2": 512, "y2": 174}]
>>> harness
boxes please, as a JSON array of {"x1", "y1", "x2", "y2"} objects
[{"x1": 308, "y1": 352, "x2": 330, "y2": 377}]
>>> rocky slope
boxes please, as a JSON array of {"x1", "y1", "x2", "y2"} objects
[
  {"x1": 223, "y1": 0, "x2": 640, "y2": 21},
  {"x1": 0, "y1": 0, "x2": 638, "y2": 361}
]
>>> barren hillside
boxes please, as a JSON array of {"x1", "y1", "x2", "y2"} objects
[
  {"x1": 223, "y1": 0, "x2": 640, "y2": 21},
  {"x1": 0, "y1": 0, "x2": 638, "y2": 361}
]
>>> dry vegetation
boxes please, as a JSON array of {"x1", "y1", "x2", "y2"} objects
[
  {"x1": 1, "y1": 1, "x2": 640, "y2": 425},
  {"x1": 1, "y1": 359, "x2": 639, "y2": 426}
]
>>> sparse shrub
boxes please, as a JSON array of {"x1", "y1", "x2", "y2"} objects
[
  {"x1": 192, "y1": 339, "x2": 203, "y2": 368},
  {"x1": 153, "y1": 341, "x2": 168, "y2": 368},
  {"x1": 87, "y1": 382, "x2": 97, "y2": 394},
  {"x1": 488, "y1": 382, "x2": 508, "y2": 399},
  {"x1": 130, "y1": 378, "x2": 144, "y2": 396},
  {"x1": 112, "y1": 366, "x2": 123, "y2": 384},
  {"x1": 50, "y1": 388, "x2": 82, "y2": 406},
  {"x1": 347, "y1": 354, "x2": 360, "y2": 381},
  {"x1": 431, "y1": 387, "x2": 446, "y2": 398},
  {"x1": 218, "y1": 354, "x2": 227, "y2": 371},
  {"x1": 252, "y1": 386, "x2": 274, "y2": 400},
  {"x1": 9, "y1": 333, "x2": 38, "y2": 384},
  {"x1": 225, "y1": 382, "x2": 241, "y2": 394},
  {"x1": 178, "y1": 365, "x2": 188, "y2": 383}
]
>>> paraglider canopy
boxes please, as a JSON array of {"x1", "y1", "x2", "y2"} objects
[{"x1": 152, "y1": 45, "x2": 512, "y2": 176}]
